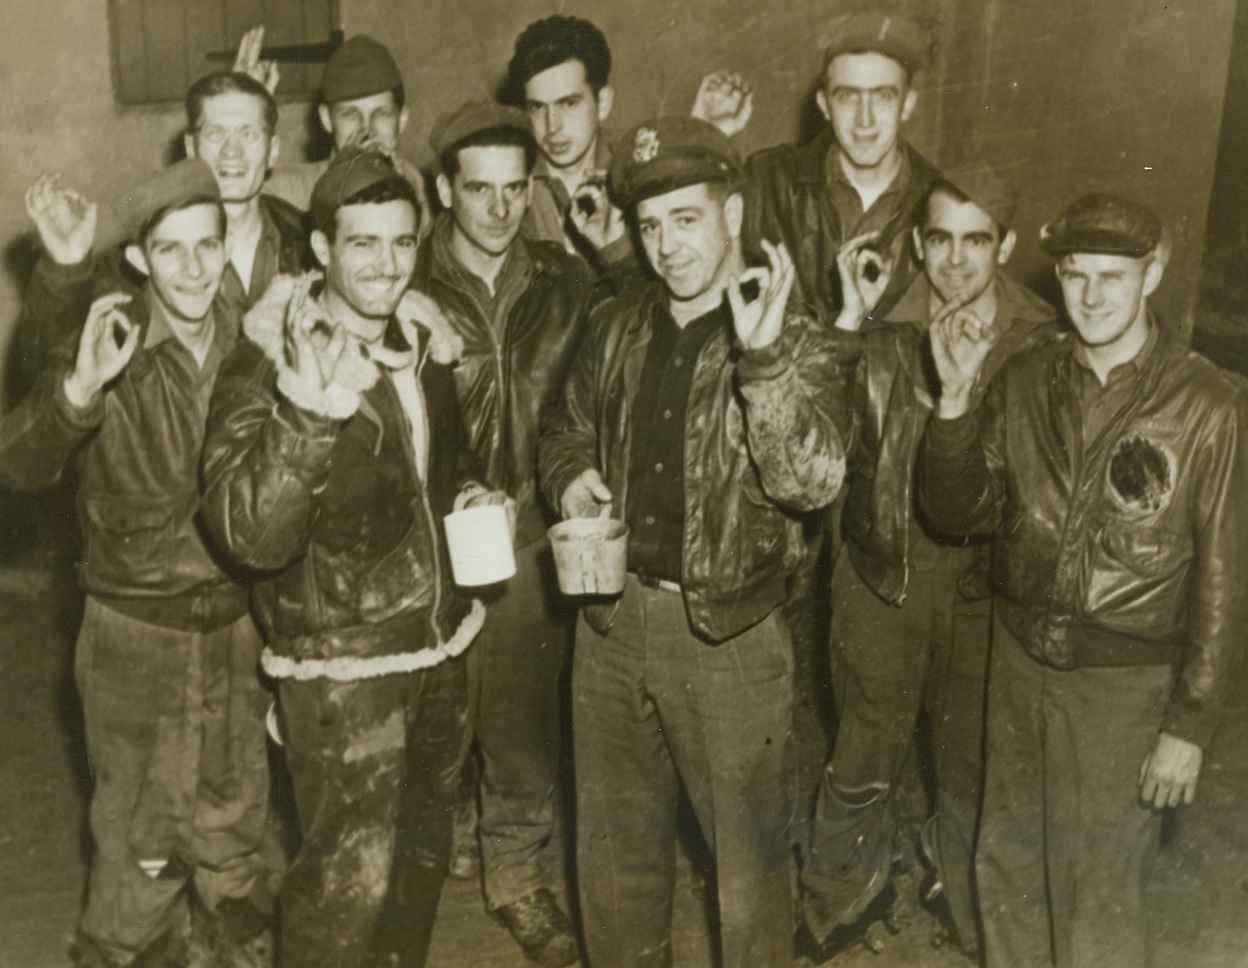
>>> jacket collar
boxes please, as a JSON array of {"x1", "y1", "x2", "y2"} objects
[
  {"x1": 426, "y1": 212, "x2": 569, "y2": 285},
  {"x1": 883, "y1": 270, "x2": 1056, "y2": 333}
]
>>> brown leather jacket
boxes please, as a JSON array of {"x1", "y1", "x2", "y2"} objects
[
  {"x1": 840, "y1": 272, "x2": 1058, "y2": 603},
  {"x1": 540, "y1": 282, "x2": 850, "y2": 643},
  {"x1": 743, "y1": 130, "x2": 941, "y2": 326},
  {"x1": 0, "y1": 285, "x2": 248, "y2": 630},
  {"x1": 920, "y1": 323, "x2": 1248, "y2": 747},
  {"x1": 412, "y1": 218, "x2": 600, "y2": 549}
]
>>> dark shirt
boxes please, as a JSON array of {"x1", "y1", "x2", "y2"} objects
[
  {"x1": 1073, "y1": 323, "x2": 1157, "y2": 448},
  {"x1": 626, "y1": 301, "x2": 725, "y2": 583},
  {"x1": 827, "y1": 146, "x2": 912, "y2": 246}
]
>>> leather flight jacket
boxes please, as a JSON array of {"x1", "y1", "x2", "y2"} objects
[
  {"x1": 540, "y1": 282, "x2": 850, "y2": 643},
  {"x1": 743, "y1": 129, "x2": 941, "y2": 326},
  {"x1": 920, "y1": 321, "x2": 1248, "y2": 748},
  {"x1": 413, "y1": 219, "x2": 600, "y2": 549},
  {"x1": 201, "y1": 277, "x2": 484, "y2": 678},
  {"x1": 838, "y1": 272, "x2": 1058, "y2": 604}
]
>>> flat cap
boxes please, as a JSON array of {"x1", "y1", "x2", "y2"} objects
[
  {"x1": 823, "y1": 11, "x2": 930, "y2": 75},
  {"x1": 1040, "y1": 193, "x2": 1162, "y2": 258},
  {"x1": 310, "y1": 147, "x2": 406, "y2": 233},
  {"x1": 610, "y1": 117, "x2": 743, "y2": 210},
  {"x1": 113, "y1": 158, "x2": 220, "y2": 241},
  {"x1": 321, "y1": 34, "x2": 402, "y2": 104},
  {"x1": 935, "y1": 166, "x2": 1019, "y2": 229},
  {"x1": 429, "y1": 101, "x2": 531, "y2": 171}
]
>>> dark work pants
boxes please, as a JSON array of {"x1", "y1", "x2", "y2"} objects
[
  {"x1": 803, "y1": 544, "x2": 989, "y2": 948},
  {"x1": 574, "y1": 576, "x2": 794, "y2": 968},
  {"x1": 472, "y1": 537, "x2": 573, "y2": 909},
  {"x1": 977, "y1": 614, "x2": 1171, "y2": 968},
  {"x1": 75, "y1": 598, "x2": 270, "y2": 965},
  {"x1": 277, "y1": 656, "x2": 469, "y2": 968}
]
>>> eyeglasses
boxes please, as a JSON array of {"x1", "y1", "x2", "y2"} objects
[{"x1": 196, "y1": 124, "x2": 268, "y2": 147}]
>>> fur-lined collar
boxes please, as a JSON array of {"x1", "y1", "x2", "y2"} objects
[{"x1": 243, "y1": 272, "x2": 465, "y2": 419}]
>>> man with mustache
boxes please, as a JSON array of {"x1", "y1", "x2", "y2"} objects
[{"x1": 201, "y1": 148, "x2": 496, "y2": 968}]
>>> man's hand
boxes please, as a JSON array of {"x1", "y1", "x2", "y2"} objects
[
  {"x1": 1139, "y1": 732, "x2": 1204, "y2": 809},
  {"x1": 929, "y1": 296, "x2": 992, "y2": 419},
  {"x1": 63, "y1": 293, "x2": 139, "y2": 408},
  {"x1": 832, "y1": 231, "x2": 893, "y2": 332},
  {"x1": 233, "y1": 25, "x2": 280, "y2": 95},
  {"x1": 692, "y1": 71, "x2": 754, "y2": 138},
  {"x1": 24, "y1": 174, "x2": 97, "y2": 267},
  {"x1": 560, "y1": 468, "x2": 613, "y2": 520},
  {"x1": 568, "y1": 171, "x2": 625, "y2": 252},
  {"x1": 728, "y1": 239, "x2": 796, "y2": 351},
  {"x1": 283, "y1": 274, "x2": 346, "y2": 397}
]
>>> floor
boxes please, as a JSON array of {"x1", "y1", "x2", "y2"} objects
[{"x1": 0, "y1": 533, "x2": 1245, "y2": 968}]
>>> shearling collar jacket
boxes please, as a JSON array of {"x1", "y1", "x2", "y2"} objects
[
  {"x1": 200, "y1": 274, "x2": 485, "y2": 682},
  {"x1": 540, "y1": 282, "x2": 849, "y2": 643}
]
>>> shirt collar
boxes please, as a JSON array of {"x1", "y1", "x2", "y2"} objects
[{"x1": 1072, "y1": 315, "x2": 1159, "y2": 380}]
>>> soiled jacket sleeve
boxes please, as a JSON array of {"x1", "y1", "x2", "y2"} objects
[
  {"x1": 735, "y1": 312, "x2": 851, "y2": 511},
  {"x1": 918, "y1": 375, "x2": 1008, "y2": 538},
  {"x1": 200, "y1": 342, "x2": 343, "y2": 573},
  {"x1": 538, "y1": 303, "x2": 607, "y2": 514},
  {"x1": 1162, "y1": 388, "x2": 1248, "y2": 747}
]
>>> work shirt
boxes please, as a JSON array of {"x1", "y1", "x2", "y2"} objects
[
  {"x1": 827, "y1": 146, "x2": 914, "y2": 248},
  {"x1": 1073, "y1": 324, "x2": 1158, "y2": 447},
  {"x1": 626, "y1": 302, "x2": 725, "y2": 583},
  {"x1": 216, "y1": 203, "x2": 285, "y2": 324}
]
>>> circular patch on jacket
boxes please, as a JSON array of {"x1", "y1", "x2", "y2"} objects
[{"x1": 1107, "y1": 433, "x2": 1175, "y2": 515}]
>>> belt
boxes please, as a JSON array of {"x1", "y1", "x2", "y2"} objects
[{"x1": 634, "y1": 572, "x2": 682, "y2": 594}]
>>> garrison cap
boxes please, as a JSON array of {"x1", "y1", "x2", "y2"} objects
[
  {"x1": 321, "y1": 34, "x2": 403, "y2": 104},
  {"x1": 113, "y1": 158, "x2": 220, "y2": 242},
  {"x1": 822, "y1": 11, "x2": 930, "y2": 75},
  {"x1": 934, "y1": 166, "x2": 1020, "y2": 230},
  {"x1": 310, "y1": 146, "x2": 406, "y2": 233},
  {"x1": 610, "y1": 117, "x2": 743, "y2": 210},
  {"x1": 430, "y1": 100, "x2": 531, "y2": 173},
  {"x1": 1040, "y1": 193, "x2": 1162, "y2": 258}
]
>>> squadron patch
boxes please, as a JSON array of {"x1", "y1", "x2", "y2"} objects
[
  {"x1": 633, "y1": 126, "x2": 660, "y2": 164},
  {"x1": 1107, "y1": 434, "x2": 1175, "y2": 515}
]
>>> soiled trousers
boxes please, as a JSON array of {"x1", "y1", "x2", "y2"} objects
[
  {"x1": 574, "y1": 575, "x2": 794, "y2": 968},
  {"x1": 977, "y1": 614, "x2": 1171, "y2": 968},
  {"x1": 803, "y1": 544, "x2": 989, "y2": 949},
  {"x1": 75, "y1": 597, "x2": 270, "y2": 964},
  {"x1": 277, "y1": 655, "x2": 469, "y2": 968}
]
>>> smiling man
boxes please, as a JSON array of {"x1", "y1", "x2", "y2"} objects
[
  {"x1": 415, "y1": 101, "x2": 597, "y2": 968},
  {"x1": 202, "y1": 148, "x2": 495, "y2": 968},
  {"x1": 920, "y1": 193, "x2": 1248, "y2": 968},
  {"x1": 540, "y1": 117, "x2": 848, "y2": 968},
  {"x1": 797, "y1": 170, "x2": 1056, "y2": 963},
  {"x1": 0, "y1": 159, "x2": 273, "y2": 968}
]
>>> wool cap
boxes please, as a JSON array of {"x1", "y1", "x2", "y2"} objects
[
  {"x1": 309, "y1": 146, "x2": 405, "y2": 233},
  {"x1": 934, "y1": 166, "x2": 1020, "y2": 230},
  {"x1": 321, "y1": 34, "x2": 402, "y2": 104},
  {"x1": 429, "y1": 100, "x2": 531, "y2": 172},
  {"x1": 822, "y1": 11, "x2": 930, "y2": 75},
  {"x1": 113, "y1": 158, "x2": 220, "y2": 241}
]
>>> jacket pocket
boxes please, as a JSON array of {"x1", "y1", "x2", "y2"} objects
[
  {"x1": 357, "y1": 526, "x2": 438, "y2": 625},
  {"x1": 83, "y1": 497, "x2": 173, "y2": 590},
  {"x1": 1081, "y1": 517, "x2": 1191, "y2": 636}
]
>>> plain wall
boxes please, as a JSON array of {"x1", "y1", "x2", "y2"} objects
[{"x1": 0, "y1": 0, "x2": 1237, "y2": 407}]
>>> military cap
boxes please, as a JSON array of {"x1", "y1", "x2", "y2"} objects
[
  {"x1": 822, "y1": 10, "x2": 930, "y2": 75},
  {"x1": 113, "y1": 158, "x2": 220, "y2": 242},
  {"x1": 1040, "y1": 193, "x2": 1162, "y2": 258},
  {"x1": 934, "y1": 166, "x2": 1020, "y2": 230},
  {"x1": 429, "y1": 101, "x2": 531, "y2": 172},
  {"x1": 610, "y1": 117, "x2": 743, "y2": 210},
  {"x1": 321, "y1": 34, "x2": 403, "y2": 104},
  {"x1": 309, "y1": 147, "x2": 406, "y2": 233}
]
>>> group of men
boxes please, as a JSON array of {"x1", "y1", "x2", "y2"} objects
[{"x1": 2, "y1": 8, "x2": 1244, "y2": 968}]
